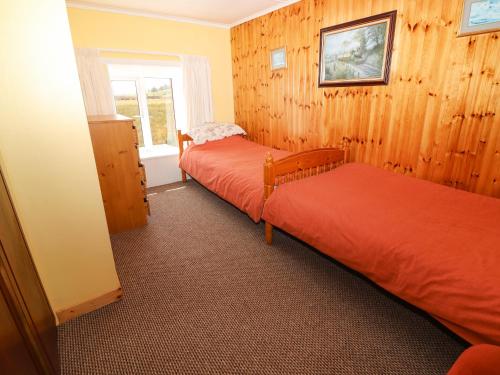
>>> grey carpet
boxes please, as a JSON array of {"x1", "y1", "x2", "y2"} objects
[{"x1": 58, "y1": 181, "x2": 466, "y2": 374}]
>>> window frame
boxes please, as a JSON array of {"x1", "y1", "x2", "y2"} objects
[{"x1": 107, "y1": 60, "x2": 186, "y2": 150}]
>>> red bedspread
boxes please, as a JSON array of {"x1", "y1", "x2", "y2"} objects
[
  {"x1": 262, "y1": 163, "x2": 500, "y2": 345},
  {"x1": 180, "y1": 136, "x2": 290, "y2": 222}
]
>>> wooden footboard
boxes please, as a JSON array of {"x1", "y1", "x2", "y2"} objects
[
  {"x1": 263, "y1": 146, "x2": 349, "y2": 244},
  {"x1": 177, "y1": 130, "x2": 193, "y2": 183}
]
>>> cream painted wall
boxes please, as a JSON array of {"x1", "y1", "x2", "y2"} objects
[
  {"x1": 0, "y1": 0, "x2": 120, "y2": 316},
  {"x1": 67, "y1": 7, "x2": 235, "y2": 123}
]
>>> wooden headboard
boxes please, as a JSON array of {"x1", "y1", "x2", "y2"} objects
[{"x1": 264, "y1": 147, "x2": 349, "y2": 201}]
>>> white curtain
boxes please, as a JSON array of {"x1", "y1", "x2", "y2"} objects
[
  {"x1": 74, "y1": 48, "x2": 115, "y2": 116},
  {"x1": 181, "y1": 55, "x2": 214, "y2": 130}
]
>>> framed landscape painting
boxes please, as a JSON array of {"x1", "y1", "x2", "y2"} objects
[
  {"x1": 458, "y1": 0, "x2": 500, "y2": 36},
  {"x1": 318, "y1": 11, "x2": 397, "y2": 87}
]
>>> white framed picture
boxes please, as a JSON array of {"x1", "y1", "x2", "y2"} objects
[
  {"x1": 270, "y1": 47, "x2": 287, "y2": 70},
  {"x1": 458, "y1": 0, "x2": 500, "y2": 36}
]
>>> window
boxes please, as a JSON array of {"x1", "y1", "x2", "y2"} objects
[
  {"x1": 111, "y1": 80, "x2": 144, "y2": 146},
  {"x1": 108, "y1": 63, "x2": 185, "y2": 151}
]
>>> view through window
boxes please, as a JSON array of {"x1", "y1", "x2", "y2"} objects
[
  {"x1": 108, "y1": 63, "x2": 184, "y2": 150},
  {"x1": 111, "y1": 80, "x2": 144, "y2": 146},
  {"x1": 144, "y1": 78, "x2": 176, "y2": 146}
]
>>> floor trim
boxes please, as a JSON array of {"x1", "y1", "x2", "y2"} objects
[{"x1": 56, "y1": 288, "x2": 123, "y2": 325}]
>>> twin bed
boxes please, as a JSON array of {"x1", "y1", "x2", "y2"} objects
[
  {"x1": 178, "y1": 132, "x2": 291, "y2": 222},
  {"x1": 178, "y1": 131, "x2": 500, "y2": 347}
]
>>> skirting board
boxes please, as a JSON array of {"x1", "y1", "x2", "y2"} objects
[{"x1": 56, "y1": 287, "x2": 123, "y2": 324}]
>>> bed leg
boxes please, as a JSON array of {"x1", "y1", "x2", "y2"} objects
[
  {"x1": 265, "y1": 222, "x2": 273, "y2": 245},
  {"x1": 181, "y1": 170, "x2": 187, "y2": 183}
]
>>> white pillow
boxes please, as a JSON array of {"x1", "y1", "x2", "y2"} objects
[{"x1": 187, "y1": 122, "x2": 246, "y2": 144}]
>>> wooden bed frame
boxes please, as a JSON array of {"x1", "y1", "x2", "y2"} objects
[
  {"x1": 177, "y1": 130, "x2": 349, "y2": 244},
  {"x1": 177, "y1": 130, "x2": 193, "y2": 183},
  {"x1": 263, "y1": 146, "x2": 349, "y2": 245}
]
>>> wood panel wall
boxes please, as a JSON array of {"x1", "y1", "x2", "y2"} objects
[{"x1": 231, "y1": 0, "x2": 500, "y2": 197}]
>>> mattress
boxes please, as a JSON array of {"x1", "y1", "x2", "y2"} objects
[
  {"x1": 262, "y1": 162, "x2": 500, "y2": 345},
  {"x1": 180, "y1": 135, "x2": 290, "y2": 222}
]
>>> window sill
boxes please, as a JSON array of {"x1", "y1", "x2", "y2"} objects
[{"x1": 139, "y1": 145, "x2": 179, "y2": 160}]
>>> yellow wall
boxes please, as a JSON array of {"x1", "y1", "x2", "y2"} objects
[
  {"x1": 67, "y1": 7, "x2": 235, "y2": 123},
  {"x1": 0, "y1": 0, "x2": 120, "y2": 317}
]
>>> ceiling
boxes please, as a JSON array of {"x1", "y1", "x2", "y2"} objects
[{"x1": 66, "y1": 0, "x2": 300, "y2": 27}]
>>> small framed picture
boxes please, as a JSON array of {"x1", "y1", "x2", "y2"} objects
[
  {"x1": 270, "y1": 47, "x2": 287, "y2": 70},
  {"x1": 318, "y1": 11, "x2": 397, "y2": 87},
  {"x1": 458, "y1": 0, "x2": 500, "y2": 37}
]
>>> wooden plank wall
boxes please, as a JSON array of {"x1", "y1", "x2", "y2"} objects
[{"x1": 231, "y1": 0, "x2": 500, "y2": 197}]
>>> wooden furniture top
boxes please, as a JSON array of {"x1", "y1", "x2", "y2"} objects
[{"x1": 87, "y1": 114, "x2": 133, "y2": 124}]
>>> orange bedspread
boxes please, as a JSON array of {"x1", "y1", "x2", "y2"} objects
[
  {"x1": 262, "y1": 163, "x2": 500, "y2": 345},
  {"x1": 180, "y1": 136, "x2": 290, "y2": 222}
]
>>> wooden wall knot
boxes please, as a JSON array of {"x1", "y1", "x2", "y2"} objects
[
  {"x1": 422, "y1": 156, "x2": 432, "y2": 163},
  {"x1": 342, "y1": 137, "x2": 352, "y2": 144}
]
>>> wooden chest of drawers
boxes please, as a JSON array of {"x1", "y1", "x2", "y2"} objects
[{"x1": 87, "y1": 115, "x2": 149, "y2": 234}]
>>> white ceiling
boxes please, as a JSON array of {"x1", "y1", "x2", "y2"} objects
[{"x1": 66, "y1": 0, "x2": 300, "y2": 28}]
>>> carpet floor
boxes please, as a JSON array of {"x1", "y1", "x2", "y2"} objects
[{"x1": 58, "y1": 181, "x2": 467, "y2": 374}]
